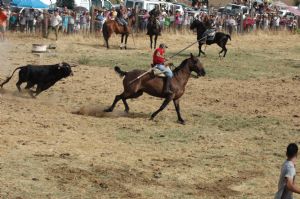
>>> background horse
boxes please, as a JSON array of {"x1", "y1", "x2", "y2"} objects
[
  {"x1": 102, "y1": 15, "x2": 135, "y2": 49},
  {"x1": 147, "y1": 18, "x2": 161, "y2": 49},
  {"x1": 105, "y1": 54, "x2": 206, "y2": 124},
  {"x1": 190, "y1": 19, "x2": 231, "y2": 57}
]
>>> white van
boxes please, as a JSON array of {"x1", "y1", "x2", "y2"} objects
[
  {"x1": 125, "y1": 0, "x2": 161, "y2": 11},
  {"x1": 74, "y1": 0, "x2": 90, "y2": 11}
]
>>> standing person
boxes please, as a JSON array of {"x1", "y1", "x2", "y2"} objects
[
  {"x1": 80, "y1": 12, "x2": 88, "y2": 34},
  {"x1": 68, "y1": 11, "x2": 75, "y2": 34},
  {"x1": 62, "y1": 11, "x2": 69, "y2": 34},
  {"x1": 19, "y1": 10, "x2": 26, "y2": 32},
  {"x1": 94, "y1": 10, "x2": 104, "y2": 36},
  {"x1": 27, "y1": 9, "x2": 34, "y2": 33},
  {"x1": 275, "y1": 143, "x2": 300, "y2": 199},
  {"x1": 48, "y1": 11, "x2": 62, "y2": 40},
  {"x1": 35, "y1": 11, "x2": 43, "y2": 34},
  {"x1": 0, "y1": 7, "x2": 7, "y2": 41},
  {"x1": 9, "y1": 12, "x2": 18, "y2": 32}
]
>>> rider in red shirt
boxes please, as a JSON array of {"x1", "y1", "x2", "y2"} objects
[{"x1": 153, "y1": 43, "x2": 173, "y2": 95}]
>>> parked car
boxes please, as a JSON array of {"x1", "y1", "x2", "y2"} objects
[{"x1": 223, "y1": 3, "x2": 250, "y2": 16}]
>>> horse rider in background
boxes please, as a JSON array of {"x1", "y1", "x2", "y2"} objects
[
  {"x1": 202, "y1": 14, "x2": 216, "y2": 43},
  {"x1": 148, "y1": 5, "x2": 161, "y2": 35},
  {"x1": 116, "y1": 5, "x2": 128, "y2": 33}
]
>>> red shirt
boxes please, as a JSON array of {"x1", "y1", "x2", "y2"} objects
[
  {"x1": 153, "y1": 48, "x2": 165, "y2": 64},
  {"x1": 0, "y1": 11, "x2": 7, "y2": 25}
]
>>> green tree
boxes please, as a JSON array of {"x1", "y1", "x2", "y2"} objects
[
  {"x1": 295, "y1": 0, "x2": 300, "y2": 6},
  {"x1": 56, "y1": 0, "x2": 75, "y2": 9}
]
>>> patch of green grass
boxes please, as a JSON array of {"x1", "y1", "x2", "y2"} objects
[
  {"x1": 115, "y1": 111, "x2": 287, "y2": 145},
  {"x1": 78, "y1": 56, "x2": 92, "y2": 65}
]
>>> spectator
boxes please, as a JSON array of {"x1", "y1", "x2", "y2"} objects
[
  {"x1": 19, "y1": 10, "x2": 26, "y2": 32},
  {"x1": 9, "y1": 12, "x2": 17, "y2": 32},
  {"x1": 48, "y1": 11, "x2": 62, "y2": 40},
  {"x1": 62, "y1": 11, "x2": 69, "y2": 34},
  {"x1": 27, "y1": 9, "x2": 34, "y2": 33},
  {"x1": 0, "y1": 7, "x2": 7, "y2": 41},
  {"x1": 80, "y1": 12, "x2": 88, "y2": 34},
  {"x1": 68, "y1": 11, "x2": 75, "y2": 34},
  {"x1": 95, "y1": 10, "x2": 104, "y2": 35},
  {"x1": 35, "y1": 11, "x2": 43, "y2": 34},
  {"x1": 275, "y1": 143, "x2": 300, "y2": 199}
]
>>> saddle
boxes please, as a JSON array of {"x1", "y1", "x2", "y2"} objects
[
  {"x1": 207, "y1": 30, "x2": 216, "y2": 41},
  {"x1": 152, "y1": 67, "x2": 165, "y2": 77},
  {"x1": 150, "y1": 63, "x2": 174, "y2": 78},
  {"x1": 116, "y1": 17, "x2": 126, "y2": 26}
]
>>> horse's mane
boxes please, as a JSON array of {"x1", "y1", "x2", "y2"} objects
[{"x1": 172, "y1": 58, "x2": 189, "y2": 75}]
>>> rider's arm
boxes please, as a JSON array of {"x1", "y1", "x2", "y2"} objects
[
  {"x1": 155, "y1": 51, "x2": 165, "y2": 59},
  {"x1": 286, "y1": 177, "x2": 300, "y2": 194}
]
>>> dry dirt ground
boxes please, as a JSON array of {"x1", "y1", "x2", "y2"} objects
[{"x1": 0, "y1": 31, "x2": 299, "y2": 199}]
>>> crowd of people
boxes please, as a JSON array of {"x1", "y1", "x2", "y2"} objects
[{"x1": 0, "y1": 0, "x2": 298, "y2": 41}]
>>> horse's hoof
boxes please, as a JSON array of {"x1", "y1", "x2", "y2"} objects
[
  {"x1": 178, "y1": 120, "x2": 185, "y2": 125},
  {"x1": 104, "y1": 108, "x2": 113, "y2": 112},
  {"x1": 124, "y1": 109, "x2": 129, "y2": 113}
]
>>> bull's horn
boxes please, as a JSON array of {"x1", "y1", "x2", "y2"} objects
[{"x1": 70, "y1": 64, "x2": 78, "y2": 67}]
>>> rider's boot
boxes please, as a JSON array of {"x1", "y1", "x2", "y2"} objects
[{"x1": 164, "y1": 77, "x2": 173, "y2": 95}]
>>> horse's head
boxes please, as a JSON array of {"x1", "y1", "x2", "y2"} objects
[
  {"x1": 190, "y1": 19, "x2": 206, "y2": 32},
  {"x1": 188, "y1": 53, "x2": 206, "y2": 77},
  {"x1": 128, "y1": 14, "x2": 136, "y2": 26},
  {"x1": 190, "y1": 19, "x2": 198, "y2": 30}
]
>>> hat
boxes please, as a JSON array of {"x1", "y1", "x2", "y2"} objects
[{"x1": 159, "y1": 43, "x2": 168, "y2": 48}]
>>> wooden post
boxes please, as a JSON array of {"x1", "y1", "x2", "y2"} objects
[{"x1": 90, "y1": 5, "x2": 95, "y2": 33}]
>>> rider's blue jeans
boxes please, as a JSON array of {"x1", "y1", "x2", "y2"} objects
[{"x1": 156, "y1": 64, "x2": 173, "y2": 78}]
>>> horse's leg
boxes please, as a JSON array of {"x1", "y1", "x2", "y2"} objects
[
  {"x1": 198, "y1": 43, "x2": 206, "y2": 57},
  {"x1": 124, "y1": 34, "x2": 128, "y2": 50},
  {"x1": 122, "y1": 91, "x2": 143, "y2": 113},
  {"x1": 173, "y1": 99, "x2": 185, "y2": 124},
  {"x1": 105, "y1": 93, "x2": 124, "y2": 112},
  {"x1": 150, "y1": 35, "x2": 153, "y2": 49},
  {"x1": 154, "y1": 34, "x2": 158, "y2": 49},
  {"x1": 197, "y1": 41, "x2": 201, "y2": 57},
  {"x1": 219, "y1": 49, "x2": 224, "y2": 58},
  {"x1": 150, "y1": 96, "x2": 173, "y2": 120},
  {"x1": 120, "y1": 34, "x2": 124, "y2": 49},
  {"x1": 223, "y1": 46, "x2": 228, "y2": 57}
]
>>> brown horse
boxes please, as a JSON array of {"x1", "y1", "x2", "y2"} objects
[
  {"x1": 105, "y1": 54, "x2": 206, "y2": 124},
  {"x1": 102, "y1": 15, "x2": 135, "y2": 49}
]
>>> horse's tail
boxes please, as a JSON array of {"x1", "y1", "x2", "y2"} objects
[
  {"x1": 227, "y1": 34, "x2": 231, "y2": 41},
  {"x1": 0, "y1": 66, "x2": 24, "y2": 88},
  {"x1": 114, "y1": 66, "x2": 127, "y2": 77}
]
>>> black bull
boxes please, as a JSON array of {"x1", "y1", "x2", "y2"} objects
[{"x1": 0, "y1": 62, "x2": 75, "y2": 98}]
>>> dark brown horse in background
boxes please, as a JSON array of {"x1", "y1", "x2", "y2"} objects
[
  {"x1": 147, "y1": 18, "x2": 161, "y2": 49},
  {"x1": 190, "y1": 19, "x2": 231, "y2": 57},
  {"x1": 102, "y1": 15, "x2": 136, "y2": 49},
  {"x1": 105, "y1": 54, "x2": 206, "y2": 124}
]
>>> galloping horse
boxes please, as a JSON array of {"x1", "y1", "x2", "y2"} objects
[
  {"x1": 105, "y1": 54, "x2": 206, "y2": 124},
  {"x1": 190, "y1": 19, "x2": 231, "y2": 57},
  {"x1": 147, "y1": 18, "x2": 161, "y2": 49},
  {"x1": 102, "y1": 15, "x2": 136, "y2": 49}
]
